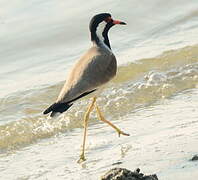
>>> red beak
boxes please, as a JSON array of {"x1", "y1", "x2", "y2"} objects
[{"x1": 112, "y1": 20, "x2": 126, "y2": 25}]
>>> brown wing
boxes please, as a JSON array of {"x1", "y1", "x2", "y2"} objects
[{"x1": 56, "y1": 46, "x2": 117, "y2": 103}]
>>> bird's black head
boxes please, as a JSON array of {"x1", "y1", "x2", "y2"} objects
[
  {"x1": 89, "y1": 13, "x2": 126, "y2": 49},
  {"x1": 89, "y1": 13, "x2": 112, "y2": 32}
]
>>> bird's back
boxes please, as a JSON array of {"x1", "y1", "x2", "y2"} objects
[{"x1": 57, "y1": 45, "x2": 117, "y2": 104}]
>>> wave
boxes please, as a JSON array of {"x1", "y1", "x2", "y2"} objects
[{"x1": 0, "y1": 45, "x2": 198, "y2": 152}]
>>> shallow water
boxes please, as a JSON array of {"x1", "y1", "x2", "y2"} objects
[
  {"x1": 0, "y1": 0, "x2": 198, "y2": 179},
  {"x1": 0, "y1": 89, "x2": 198, "y2": 180}
]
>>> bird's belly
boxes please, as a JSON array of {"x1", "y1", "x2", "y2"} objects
[
  {"x1": 73, "y1": 82, "x2": 109, "y2": 105},
  {"x1": 87, "y1": 85, "x2": 106, "y2": 99},
  {"x1": 91, "y1": 85, "x2": 106, "y2": 97}
]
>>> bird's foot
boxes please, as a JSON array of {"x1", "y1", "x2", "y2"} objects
[
  {"x1": 77, "y1": 154, "x2": 86, "y2": 163},
  {"x1": 117, "y1": 130, "x2": 130, "y2": 137}
]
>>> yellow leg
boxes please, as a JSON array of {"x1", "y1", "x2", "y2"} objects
[
  {"x1": 77, "y1": 97, "x2": 96, "y2": 163},
  {"x1": 95, "y1": 103, "x2": 130, "y2": 137}
]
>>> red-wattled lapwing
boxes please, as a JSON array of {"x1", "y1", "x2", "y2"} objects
[{"x1": 43, "y1": 13, "x2": 129, "y2": 163}]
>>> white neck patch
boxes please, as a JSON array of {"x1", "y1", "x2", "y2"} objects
[{"x1": 96, "y1": 21, "x2": 107, "y2": 42}]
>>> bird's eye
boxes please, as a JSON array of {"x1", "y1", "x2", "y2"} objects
[{"x1": 104, "y1": 17, "x2": 112, "y2": 23}]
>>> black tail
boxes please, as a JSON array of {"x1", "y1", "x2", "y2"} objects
[
  {"x1": 43, "y1": 102, "x2": 73, "y2": 117},
  {"x1": 43, "y1": 89, "x2": 96, "y2": 117}
]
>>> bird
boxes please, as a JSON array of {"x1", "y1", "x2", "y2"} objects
[{"x1": 43, "y1": 13, "x2": 129, "y2": 163}]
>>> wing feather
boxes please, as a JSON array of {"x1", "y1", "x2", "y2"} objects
[{"x1": 57, "y1": 46, "x2": 117, "y2": 103}]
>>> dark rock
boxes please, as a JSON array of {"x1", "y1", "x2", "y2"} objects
[
  {"x1": 101, "y1": 168, "x2": 158, "y2": 180},
  {"x1": 191, "y1": 155, "x2": 198, "y2": 161}
]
